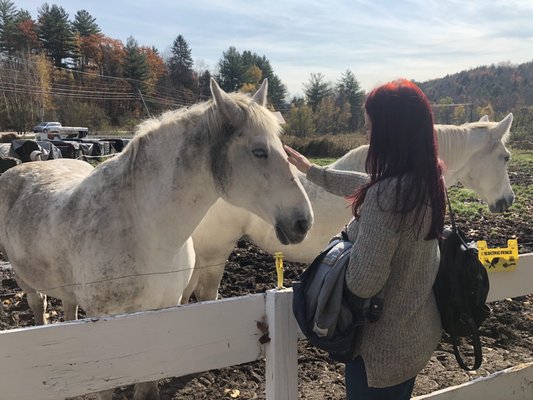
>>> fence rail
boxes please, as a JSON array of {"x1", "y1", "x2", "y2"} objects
[{"x1": 0, "y1": 253, "x2": 532, "y2": 399}]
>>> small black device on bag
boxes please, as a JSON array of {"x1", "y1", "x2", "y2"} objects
[
  {"x1": 433, "y1": 190, "x2": 491, "y2": 371},
  {"x1": 292, "y1": 230, "x2": 383, "y2": 363}
]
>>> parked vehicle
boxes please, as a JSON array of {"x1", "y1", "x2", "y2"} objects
[{"x1": 33, "y1": 122, "x2": 89, "y2": 140}]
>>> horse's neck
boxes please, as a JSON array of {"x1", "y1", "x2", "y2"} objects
[
  {"x1": 436, "y1": 125, "x2": 474, "y2": 185},
  {"x1": 110, "y1": 132, "x2": 218, "y2": 246},
  {"x1": 330, "y1": 146, "x2": 368, "y2": 172}
]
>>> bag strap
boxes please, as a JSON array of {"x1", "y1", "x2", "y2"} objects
[
  {"x1": 341, "y1": 225, "x2": 350, "y2": 241},
  {"x1": 451, "y1": 317, "x2": 483, "y2": 371},
  {"x1": 445, "y1": 188, "x2": 457, "y2": 232},
  {"x1": 445, "y1": 188, "x2": 484, "y2": 371},
  {"x1": 444, "y1": 188, "x2": 469, "y2": 249}
]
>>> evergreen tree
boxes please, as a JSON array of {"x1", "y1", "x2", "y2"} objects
[
  {"x1": 72, "y1": 10, "x2": 101, "y2": 71},
  {"x1": 240, "y1": 51, "x2": 287, "y2": 107},
  {"x1": 123, "y1": 36, "x2": 149, "y2": 91},
  {"x1": 267, "y1": 73, "x2": 287, "y2": 110},
  {"x1": 37, "y1": 3, "x2": 76, "y2": 67},
  {"x1": 72, "y1": 9, "x2": 100, "y2": 37},
  {"x1": 336, "y1": 70, "x2": 365, "y2": 131},
  {"x1": 167, "y1": 34, "x2": 194, "y2": 90},
  {"x1": 304, "y1": 73, "x2": 332, "y2": 112},
  {"x1": 0, "y1": 0, "x2": 17, "y2": 54},
  {"x1": 217, "y1": 46, "x2": 244, "y2": 92},
  {"x1": 197, "y1": 69, "x2": 212, "y2": 99}
]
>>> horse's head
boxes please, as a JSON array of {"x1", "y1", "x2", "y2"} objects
[
  {"x1": 457, "y1": 113, "x2": 515, "y2": 213},
  {"x1": 208, "y1": 79, "x2": 313, "y2": 244}
]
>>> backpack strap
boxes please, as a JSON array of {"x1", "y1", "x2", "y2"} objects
[
  {"x1": 445, "y1": 188, "x2": 457, "y2": 232},
  {"x1": 451, "y1": 317, "x2": 483, "y2": 371},
  {"x1": 445, "y1": 191, "x2": 484, "y2": 371},
  {"x1": 341, "y1": 225, "x2": 350, "y2": 241}
]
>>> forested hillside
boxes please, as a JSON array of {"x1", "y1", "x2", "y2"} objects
[
  {"x1": 419, "y1": 61, "x2": 533, "y2": 113},
  {"x1": 417, "y1": 61, "x2": 533, "y2": 141}
]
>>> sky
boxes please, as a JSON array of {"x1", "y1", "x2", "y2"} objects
[{"x1": 14, "y1": 0, "x2": 533, "y2": 98}]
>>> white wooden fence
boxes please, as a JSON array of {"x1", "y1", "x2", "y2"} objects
[{"x1": 0, "y1": 253, "x2": 532, "y2": 400}]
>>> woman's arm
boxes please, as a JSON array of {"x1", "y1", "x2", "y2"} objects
[{"x1": 285, "y1": 145, "x2": 369, "y2": 197}]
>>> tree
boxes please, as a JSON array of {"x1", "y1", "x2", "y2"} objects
[
  {"x1": 122, "y1": 36, "x2": 149, "y2": 115},
  {"x1": 197, "y1": 69, "x2": 211, "y2": 99},
  {"x1": 304, "y1": 73, "x2": 332, "y2": 112},
  {"x1": 240, "y1": 51, "x2": 287, "y2": 107},
  {"x1": 476, "y1": 102, "x2": 495, "y2": 121},
  {"x1": 123, "y1": 36, "x2": 148, "y2": 85},
  {"x1": 286, "y1": 103, "x2": 315, "y2": 137},
  {"x1": 0, "y1": 53, "x2": 53, "y2": 131},
  {"x1": 75, "y1": 32, "x2": 103, "y2": 71},
  {"x1": 452, "y1": 105, "x2": 467, "y2": 124},
  {"x1": 37, "y1": 3, "x2": 77, "y2": 67},
  {"x1": 434, "y1": 96, "x2": 454, "y2": 124},
  {"x1": 96, "y1": 35, "x2": 124, "y2": 77},
  {"x1": 12, "y1": 10, "x2": 39, "y2": 53},
  {"x1": 0, "y1": 0, "x2": 17, "y2": 54},
  {"x1": 72, "y1": 9, "x2": 100, "y2": 37},
  {"x1": 314, "y1": 96, "x2": 350, "y2": 134},
  {"x1": 337, "y1": 69, "x2": 365, "y2": 131},
  {"x1": 217, "y1": 46, "x2": 244, "y2": 92},
  {"x1": 72, "y1": 10, "x2": 101, "y2": 71},
  {"x1": 167, "y1": 34, "x2": 194, "y2": 91},
  {"x1": 141, "y1": 45, "x2": 168, "y2": 109}
]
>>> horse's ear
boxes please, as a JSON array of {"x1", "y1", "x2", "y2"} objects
[
  {"x1": 210, "y1": 78, "x2": 244, "y2": 124},
  {"x1": 494, "y1": 113, "x2": 513, "y2": 143},
  {"x1": 479, "y1": 115, "x2": 489, "y2": 122},
  {"x1": 252, "y1": 79, "x2": 268, "y2": 106}
]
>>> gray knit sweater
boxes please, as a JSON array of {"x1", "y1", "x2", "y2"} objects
[{"x1": 307, "y1": 165, "x2": 442, "y2": 388}]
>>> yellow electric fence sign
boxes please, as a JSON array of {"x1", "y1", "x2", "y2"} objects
[
  {"x1": 477, "y1": 239, "x2": 519, "y2": 272},
  {"x1": 274, "y1": 252, "x2": 284, "y2": 289}
]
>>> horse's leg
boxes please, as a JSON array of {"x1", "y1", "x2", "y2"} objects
[
  {"x1": 194, "y1": 260, "x2": 226, "y2": 302},
  {"x1": 133, "y1": 381, "x2": 160, "y2": 400},
  {"x1": 181, "y1": 268, "x2": 199, "y2": 304},
  {"x1": 63, "y1": 301, "x2": 78, "y2": 321},
  {"x1": 14, "y1": 273, "x2": 47, "y2": 325}
]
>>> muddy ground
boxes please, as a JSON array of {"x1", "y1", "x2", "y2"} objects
[{"x1": 1, "y1": 148, "x2": 532, "y2": 399}]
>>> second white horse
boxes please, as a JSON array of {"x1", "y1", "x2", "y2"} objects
[{"x1": 185, "y1": 114, "x2": 515, "y2": 303}]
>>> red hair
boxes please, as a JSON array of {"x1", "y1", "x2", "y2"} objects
[{"x1": 350, "y1": 79, "x2": 445, "y2": 240}]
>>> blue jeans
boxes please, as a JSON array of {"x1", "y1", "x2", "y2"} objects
[{"x1": 345, "y1": 357, "x2": 416, "y2": 400}]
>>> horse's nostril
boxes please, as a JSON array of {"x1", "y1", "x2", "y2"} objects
[{"x1": 295, "y1": 218, "x2": 311, "y2": 234}]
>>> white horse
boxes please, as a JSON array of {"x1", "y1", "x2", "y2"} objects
[
  {"x1": 184, "y1": 113, "x2": 515, "y2": 303},
  {"x1": 0, "y1": 79, "x2": 313, "y2": 400}
]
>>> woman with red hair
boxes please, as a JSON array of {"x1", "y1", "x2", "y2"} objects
[{"x1": 285, "y1": 79, "x2": 446, "y2": 399}]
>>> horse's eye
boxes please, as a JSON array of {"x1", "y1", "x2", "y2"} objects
[{"x1": 252, "y1": 149, "x2": 268, "y2": 159}]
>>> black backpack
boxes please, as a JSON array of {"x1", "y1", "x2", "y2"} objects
[
  {"x1": 433, "y1": 192, "x2": 491, "y2": 370},
  {"x1": 292, "y1": 231, "x2": 383, "y2": 363}
]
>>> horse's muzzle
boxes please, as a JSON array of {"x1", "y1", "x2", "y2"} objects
[
  {"x1": 275, "y1": 217, "x2": 312, "y2": 245},
  {"x1": 489, "y1": 195, "x2": 515, "y2": 213}
]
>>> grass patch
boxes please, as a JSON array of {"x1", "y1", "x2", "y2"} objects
[{"x1": 310, "y1": 157, "x2": 336, "y2": 166}]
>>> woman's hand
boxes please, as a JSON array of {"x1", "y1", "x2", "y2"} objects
[{"x1": 284, "y1": 145, "x2": 312, "y2": 174}]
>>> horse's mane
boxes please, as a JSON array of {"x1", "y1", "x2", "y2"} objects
[{"x1": 121, "y1": 91, "x2": 281, "y2": 171}]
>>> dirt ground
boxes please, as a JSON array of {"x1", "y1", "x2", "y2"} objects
[{"x1": 1, "y1": 149, "x2": 532, "y2": 399}]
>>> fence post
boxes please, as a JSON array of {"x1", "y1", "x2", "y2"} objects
[{"x1": 265, "y1": 288, "x2": 299, "y2": 400}]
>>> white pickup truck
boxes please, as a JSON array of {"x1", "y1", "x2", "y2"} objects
[{"x1": 33, "y1": 122, "x2": 89, "y2": 141}]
